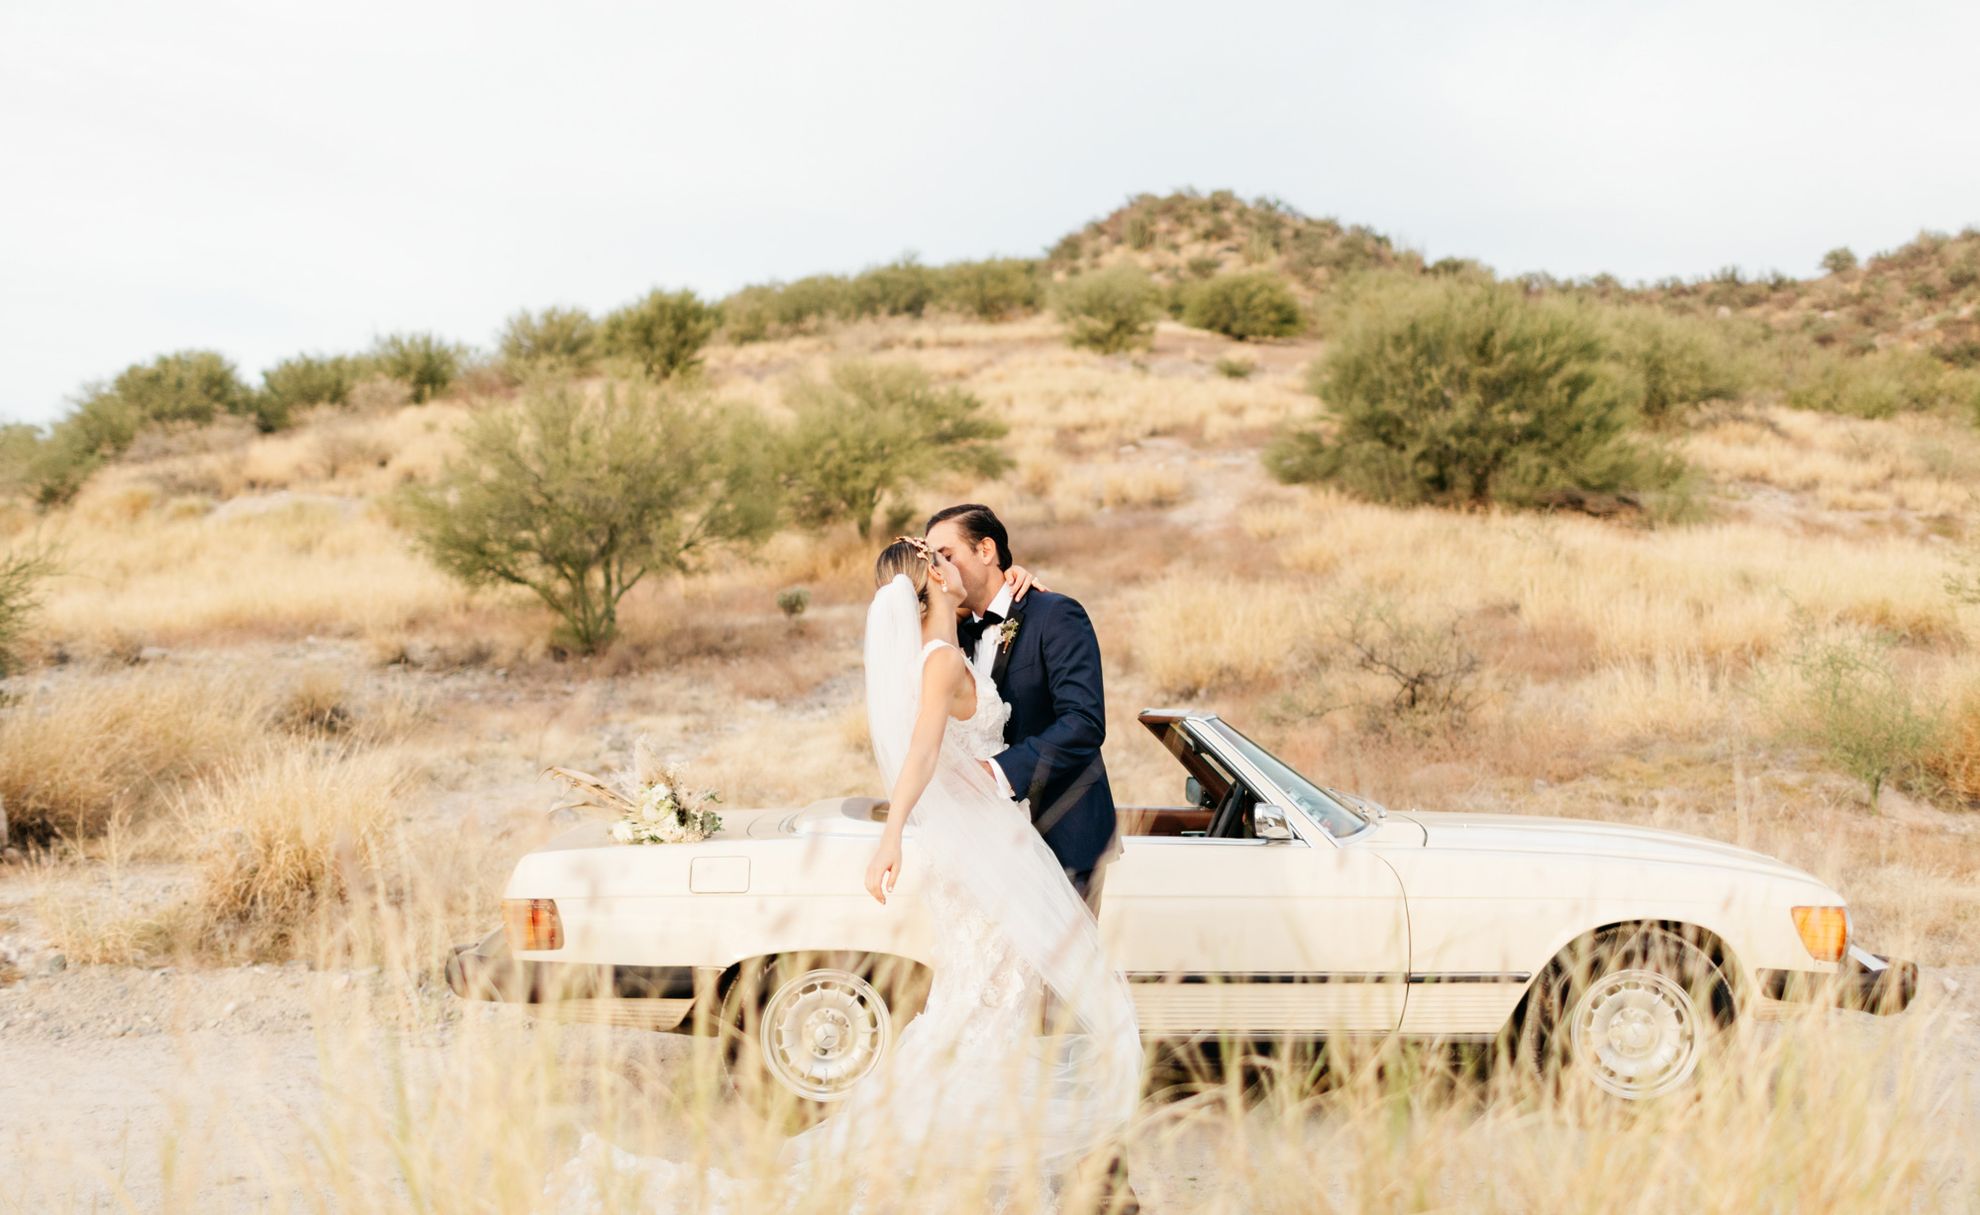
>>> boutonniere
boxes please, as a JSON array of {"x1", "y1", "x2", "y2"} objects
[{"x1": 998, "y1": 617, "x2": 1021, "y2": 653}]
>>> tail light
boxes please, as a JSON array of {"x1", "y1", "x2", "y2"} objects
[
  {"x1": 1791, "y1": 906, "x2": 1848, "y2": 962},
  {"x1": 503, "y1": 898, "x2": 563, "y2": 951}
]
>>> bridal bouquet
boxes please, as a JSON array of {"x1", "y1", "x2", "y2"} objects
[{"x1": 545, "y1": 739, "x2": 723, "y2": 845}]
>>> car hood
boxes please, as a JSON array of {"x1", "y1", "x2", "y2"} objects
[{"x1": 1393, "y1": 810, "x2": 1821, "y2": 884}]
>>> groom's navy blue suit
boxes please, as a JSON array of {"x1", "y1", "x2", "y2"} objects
[{"x1": 976, "y1": 589, "x2": 1118, "y2": 878}]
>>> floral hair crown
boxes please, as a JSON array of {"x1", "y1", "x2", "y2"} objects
[{"x1": 894, "y1": 535, "x2": 936, "y2": 563}]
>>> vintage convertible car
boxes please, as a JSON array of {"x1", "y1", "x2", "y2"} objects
[{"x1": 448, "y1": 709, "x2": 1915, "y2": 1105}]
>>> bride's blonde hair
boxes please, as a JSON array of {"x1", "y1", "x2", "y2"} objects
[{"x1": 874, "y1": 536, "x2": 936, "y2": 616}]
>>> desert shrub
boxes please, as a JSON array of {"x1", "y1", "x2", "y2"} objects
[
  {"x1": 0, "y1": 544, "x2": 53, "y2": 674},
  {"x1": 110, "y1": 350, "x2": 256, "y2": 426},
  {"x1": 1821, "y1": 247, "x2": 1859, "y2": 275},
  {"x1": 776, "y1": 587, "x2": 810, "y2": 620},
  {"x1": 850, "y1": 258, "x2": 938, "y2": 319},
  {"x1": 779, "y1": 361, "x2": 1010, "y2": 538},
  {"x1": 600, "y1": 289, "x2": 718, "y2": 380},
  {"x1": 719, "y1": 286, "x2": 779, "y2": 343},
  {"x1": 260, "y1": 353, "x2": 364, "y2": 430},
  {"x1": 1055, "y1": 266, "x2": 1162, "y2": 354},
  {"x1": 1601, "y1": 306, "x2": 1748, "y2": 424},
  {"x1": 1925, "y1": 685, "x2": 1980, "y2": 803},
  {"x1": 1784, "y1": 347, "x2": 1980, "y2": 418},
  {"x1": 0, "y1": 668, "x2": 268, "y2": 843},
  {"x1": 772, "y1": 275, "x2": 854, "y2": 331},
  {"x1": 1214, "y1": 356, "x2": 1256, "y2": 380},
  {"x1": 1342, "y1": 603, "x2": 1484, "y2": 734},
  {"x1": 371, "y1": 333, "x2": 467, "y2": 403},
  {"x1": 401, "y1": 380, "x2": 778, "y2": 652},
  {"x1": 938, "y1": 259, "x2": 1041, "y2": 320},
  {"x1": 499, "y1": 307, "x2": 599, "y2": 377},
  {"x1": 1182, "y1": 272, "x2": 1304, "y2": 340},
  {"x1": 0, "y1": 424, "x2": 41, "y2": 500},
  {"x1": 186, "y1": 746, "x2": 406, "y2": 959},
  {"x1": 1777, "y1": 630, "x2": 1939, "y2": 809},
  {"x1": 1267, "y1": 278, "x2": 1683, "y2": 508}
]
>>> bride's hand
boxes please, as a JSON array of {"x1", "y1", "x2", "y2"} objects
[
  {"x1": 865, "y1": 839, "x2": 903, "y2": 905},
  {"x1": 1004, "y1": 564, "x2": 1050, "y2": 601}
]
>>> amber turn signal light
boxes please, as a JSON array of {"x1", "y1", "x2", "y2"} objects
[
  {"x1": 503, "y1": 898, "x2": 563, "y2": 952},
  {"x1": 1791, "y1": 905, "x2": 1848, "y2": 962}
]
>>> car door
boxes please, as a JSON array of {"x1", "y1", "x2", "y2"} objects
[{"x1": 1098, "y1": 719, "x2": 1410, "y2": 1037}]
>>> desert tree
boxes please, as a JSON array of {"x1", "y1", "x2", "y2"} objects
[
  {"x1": 500, "y1": 306, "x2": 600, "y2": 378},
  {"x1": 779, "y1": 361, "x2": 1010, "y2": 538},
  {"x1": 601, "y1": 289, "x2": 718, "y2": 380},
  {"x1": 371, "y1": 332, "x2": 468, "y2": 403},
  {"x1": 1054, "y1": 266, "x2": 1162, "y2": 354},
  {"x1": 1267, "y1": 277, "x2": 1682, "y2": 509},
  {"x1": 402, "y1": 380, "x2": 778, "y2": 652}
]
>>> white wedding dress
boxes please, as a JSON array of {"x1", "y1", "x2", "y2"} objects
[{"x1": 551, "y1": 577, "x2": 1141, "y2": 1212}]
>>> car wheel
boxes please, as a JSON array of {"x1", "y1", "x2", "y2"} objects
[
  {"x1": 718, "y1": 953, "x2": 928, "y2": 1128},
  {"x1": 1525, "y1": 927, "x2": 1732, "y2": 1102}
]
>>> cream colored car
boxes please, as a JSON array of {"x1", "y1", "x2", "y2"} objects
[{"x1": 449, "y1": 710, "x2": 1914, "y2": 1105}]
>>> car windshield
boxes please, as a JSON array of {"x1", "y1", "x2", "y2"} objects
[{"x1": 1205, "y1": 720, "x2": 1369, "y2": 839}]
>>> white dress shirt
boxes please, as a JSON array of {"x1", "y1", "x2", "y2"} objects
[{"x1": 973, "y1": 582, "x2": 1018, "y2": 799}]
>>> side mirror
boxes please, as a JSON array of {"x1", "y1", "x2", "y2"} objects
[
  {"x1": 1185, "y1": 777, "x2": 1207, "y2": 808},
  {"x1": 1256, "y1": 805, "x2": 1295, "y2": 843}
]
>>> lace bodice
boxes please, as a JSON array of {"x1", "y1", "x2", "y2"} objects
[{"x1": 922, "y1": 640, "x2": 1010, "y2": 762}]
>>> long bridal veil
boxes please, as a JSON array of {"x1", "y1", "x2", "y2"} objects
[{"x1": 847, "y1": 574, "x2": 1142, "y2": 1172}]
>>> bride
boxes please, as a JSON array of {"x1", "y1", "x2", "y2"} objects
[{"x1": 555, "y1": 537, "x2": 1141, "y2": 1211}]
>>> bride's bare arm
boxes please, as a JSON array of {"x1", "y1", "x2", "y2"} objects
[{"x1": 865, "y1": 652, "x2": 964, "y2": 904}]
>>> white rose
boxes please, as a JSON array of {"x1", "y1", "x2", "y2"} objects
[{"x1": 609, "y1": 821, "x2": 635, "y2": 844}]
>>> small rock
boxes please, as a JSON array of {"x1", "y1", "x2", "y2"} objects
[
  {"x1": 38, "y1": 953, "x2": 67, "y2": 976},
  {"x1": 222, "y1": 1001, "x2": 240, "y2": 1017},
  {"x1": 137, "y1": 646, "x2": 170, "y2": 663},
  {"x1": 1942, "y1": 977, "x2": 1961, "y2": 995},
  {"x1": 1, "y1": 848, "x2": 21, "y2": 865},
  {"x1": 332, "y1": 972, "x2": 353, "y2": 992}
]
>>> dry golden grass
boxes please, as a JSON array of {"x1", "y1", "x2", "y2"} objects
[
  {"x1": 182, "y1": 745, "x2": 409, "y2": 960},
  {"x1": 1132, "y1": 575, "x2": 1328, "y2": 698},
  {"x1": 0, "y1": 666, "x2": 269, "y2": 842}
]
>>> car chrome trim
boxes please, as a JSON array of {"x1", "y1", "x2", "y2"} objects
[{"x1": 1127, "y1": 971, "x2": 1531, "y2": 985}]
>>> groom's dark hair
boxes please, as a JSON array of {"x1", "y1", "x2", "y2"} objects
[{"x1": 926, "y1": 504, "x2": 1011, "y2": 570}]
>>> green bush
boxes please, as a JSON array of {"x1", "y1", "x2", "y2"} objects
[
  {"x1": 1055, "y1": 266, "x2": 1162, "y2": 354},
  {"x1": 260, "y1": 354, "x2": 363, "y2": 429},
  {"x1": 938, "y1": 259, "x2": 1041, "y2": 320},
  {"x1": 499, "y1": 307, "x2": 599, "y2": 376},
  {"x1": 401, "y1": 381, "x2": 778, "y2": 653},
  {"x1": 1181, "y1": 272, "x2": 1304, "y2": 340},
  {"x1": 1266, "y1": 278, "x2": 1683, "y2": 508},
  {"x1": 371, "y1": 333, "x2": 467, "y2": 403},
  {"x1": 779, "y1": 361, "x2": 1011, "y2": 538},
  {"x1": 1784, "y1": 347, "x2": 1980, "y2": 418},
  {"x1": 1781, "y1": 630, "x2": 1939, "y2": 809},
  {"x1": 602, "y1": 289, "x2": 718, "y2": 380},
  {"x1": 112, "y1": 350, "x2": 255, "y2": 426},
  {"x1": 772, "y1": 276, "x2": 853, "y2": 331},
  {"x1": 719, "y1": 286, "x2": 779, "y2": 343},
  {"x1": 1601, "y1": 306, "x2": 1748, "y2": 424},
  {"x1": 850, "y1": 258, "x2": 938, "y2": 319},
  {"x1": 1821, "y1": 247, "x2": 1859, "y2": 275},
  {"x1": 0, "y1": 544, "x2": 54, "y2": 675}
]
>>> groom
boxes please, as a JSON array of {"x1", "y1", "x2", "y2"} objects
[
  {"x1": 926, "y1": 504, "x2": 1136, "y2": 1210},
  {"x1": 924, "y1": 504, "x2": 1120, "y2": 908}
]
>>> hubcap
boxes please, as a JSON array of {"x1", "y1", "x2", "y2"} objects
[
  {"x1": 759, "y1": 968, "x2": 891, "y2": 1102},
  {"x1": 1568, "y1": 967, "x2": 1699, "y2": 1099}
]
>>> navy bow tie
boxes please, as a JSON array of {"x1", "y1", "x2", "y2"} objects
[{"x1": 960, "y1": 609, "x2": 1003, "y2": 651}]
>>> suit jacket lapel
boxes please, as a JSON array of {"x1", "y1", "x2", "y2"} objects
[{"x1": 990, "y1": 601, "x2": 1024, "y2": 687}]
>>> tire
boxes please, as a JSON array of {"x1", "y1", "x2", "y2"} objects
[
  {"x1": 717, "y1": 952, "x2": 929, "y2": 1129},
  {"x1": 1521, "y1": 927, "x2": 1734, "y2": 1102}
]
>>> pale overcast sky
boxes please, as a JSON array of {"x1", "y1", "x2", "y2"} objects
[{"x1": 4, "y1": 0, "x2": 1977, "y2": 426}]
